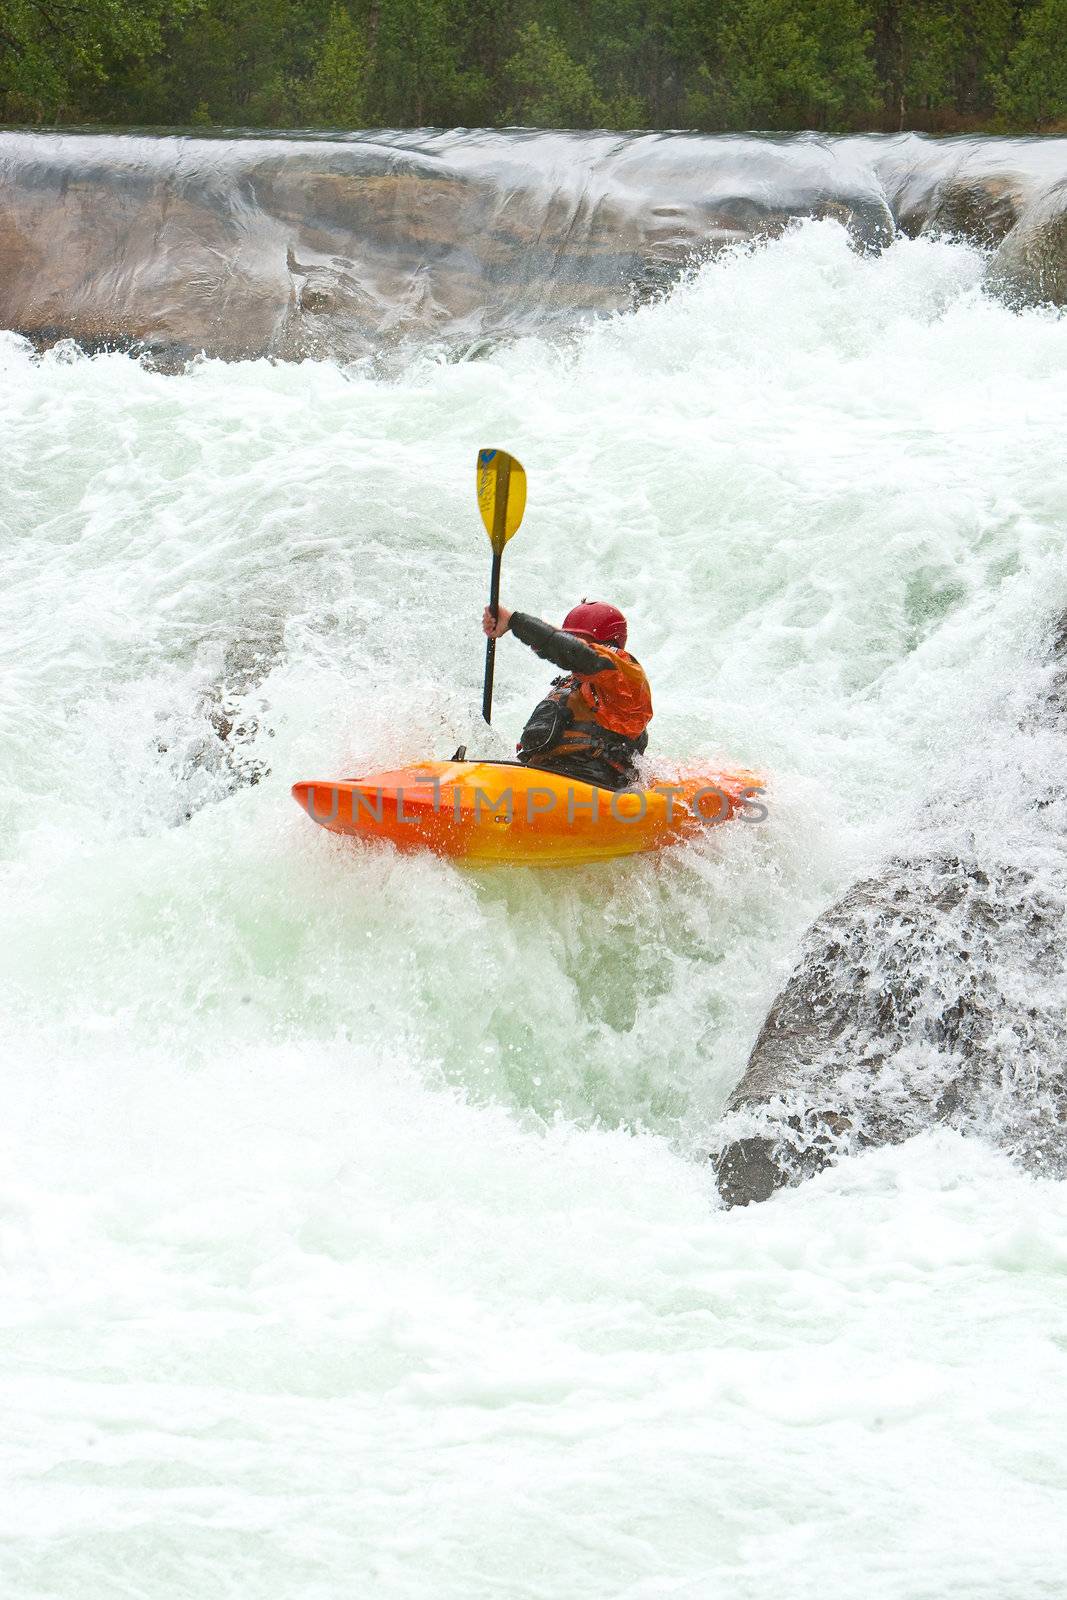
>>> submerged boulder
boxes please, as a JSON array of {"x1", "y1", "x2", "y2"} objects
[
  {"x1": 155, "y1": 625, "x2": 283, "y2": 823},
  {"x1": 867, "y1": 133, "x2": 1067, "y2": 306},
  {"x1": 714, "y1": 616, "x2": 1067, "y2": 1206},
  {"x1": 715, "y1": 854, "x2": 1067, "y2": 1205},
  {"x1": 988, "y1": 180, "x2": 1067, "y2": 307},
  {"x1": 868, "y1": 134, "x2": 1039, "y2": 245}
]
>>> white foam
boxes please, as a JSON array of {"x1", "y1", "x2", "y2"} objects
[{"x1": 2, "y1": 224, "x2": 1066, "y2": 1595}]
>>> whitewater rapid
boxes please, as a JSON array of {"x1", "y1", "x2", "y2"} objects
[{"x1": 2, "y1": 223, "x2": 1067, "y2": 1597}]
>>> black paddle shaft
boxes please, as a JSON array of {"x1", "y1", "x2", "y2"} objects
[
  {"x1": 481, "y1": 456, "x2": 512, "y2": 725},
  {"x1": 482, "y1": 548, "x2": 503, "y2": 724}
]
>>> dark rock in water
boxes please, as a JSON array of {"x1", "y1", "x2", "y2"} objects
[
  {"x1": 713, "y1": 618, "x2": 1067, "y2": 1205},
  {"x1": 869, "y1": 135, "x2": 1037, "y2": 245},
  {"x1": 201, "y1": 630, "x2": 281, "y2": 788},
  {"x1": 864, "y1": 134, "x2": 1067, "y2": 300},
  {"x1": 155, "y1": 626, "x2": 282, "y2": 821},
  {"x1": 988, "y1": 181, "x2": 1067, "y2": 307},
  {"x1": 921, "y1": 176, "x2": 1026, "y2": 249}
]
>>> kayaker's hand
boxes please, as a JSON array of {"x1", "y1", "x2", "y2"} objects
[{"x1": 483, "y1": 604, "x2": 512, "y2": 639}]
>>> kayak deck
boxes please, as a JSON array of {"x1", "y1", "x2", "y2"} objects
[{"x1": 292, "y1": 760, "x2": 763, "y2": 866}]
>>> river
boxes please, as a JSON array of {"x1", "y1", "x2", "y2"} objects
[{"x1": 2, "y1": 209, "x2": 1066, "y2": 1596}]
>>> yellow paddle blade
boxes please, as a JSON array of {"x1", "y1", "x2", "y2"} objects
[{"x1": 477, "y1": 449, "x2": 526, "y2": 554}]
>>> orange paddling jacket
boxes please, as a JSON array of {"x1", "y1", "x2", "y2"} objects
[{"x1": 508, "y1": 612, "x2": 653, "y2": 790}]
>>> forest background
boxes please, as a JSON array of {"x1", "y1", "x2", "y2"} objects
[{"x1": 4, "y1": 0, "x2": 1067, "y2": 134}]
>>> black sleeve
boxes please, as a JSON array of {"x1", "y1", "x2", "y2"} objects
[{"x1": 508, "y1": 612, "x2": 615, "y2": 676}]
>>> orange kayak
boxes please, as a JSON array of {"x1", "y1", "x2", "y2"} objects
[{"x1": 292, "y1": 760, "x2": 764, "y2": 867}]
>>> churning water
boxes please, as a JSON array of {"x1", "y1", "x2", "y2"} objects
[{"x1": 2, "y1": 222, "x2": 1066, "y2": 1597}]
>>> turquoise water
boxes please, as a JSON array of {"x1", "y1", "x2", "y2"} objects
[{"x1": 2, "y1": 223, "x2": 1067, "y2": 1597}]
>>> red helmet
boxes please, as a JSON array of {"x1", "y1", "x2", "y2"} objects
[{"x1": 561, "y1": 600, "x2": 628, "y2": 648}]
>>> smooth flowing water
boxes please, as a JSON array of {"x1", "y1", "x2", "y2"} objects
[{"x1": 2, "y1": 223, "x2": 1066, "y2": 1597}]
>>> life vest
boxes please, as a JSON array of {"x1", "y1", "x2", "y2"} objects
[
  {"x1": 517, "y1": 647, "x2": 652, "y2": 784},
  {"x1": 574, "y1": 643, "x2": 652, "y2": 737}
]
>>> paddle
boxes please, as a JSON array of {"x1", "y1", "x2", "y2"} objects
[{"x1": 477, "y1": 448, "x2": 526, "y2": 724}]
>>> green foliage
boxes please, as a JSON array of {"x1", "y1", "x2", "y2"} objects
[
  {"x1": 995, "y1": 0, "x2": 1067, "y2": 126},
  {"x1": 0, "y1": 0, "x2": 193, "y2": 120},
  {"x1": 0, "y1": 0, "x2": 1063, "y2": 132},
  {"x1": 160, "y1": 0, "x2": 296, "y2": 123},
  {"x1": 868, "y1": 0, "x2": 1017, "y2": 126},
  {"x1": 296, "y1": 4, "x2": 367, "y2": 126},
  {"x1": 360, "y1": 0, "x2": 464, "y2": 124},
  {"x1": 694, "y1": 0, "x2": 877, "y2": 128},
  {"x1": 504, "y1": 21, "x2": 605, "y2": 126}
]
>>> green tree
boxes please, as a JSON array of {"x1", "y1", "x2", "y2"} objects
[
  {"x1": 160, "y1": 0, "x2": 294, "y2": 123},
  {"x1": 995, "y1": 0, "x2": 1067, "y2": 126},
  {"x1": 360, "y1": 0, "x2": 462, "y2": 124},
  {"x1": 0, "y1": 0, "x2": 192, "y2": 120},
  {"x1": 296, "y1": 3, "x2": 368, "y2": 125},
  {"x1": 504, "y1": 19, "x2": 606, "y2": 125},
  {"x1": 869, "y1": 0, "x2": 1016, "y2": 127},
  {"x1": 439, "y1": 0, "x2": 523, "y2": 122},
  {"x1": 544, "y1": 0, "x2": 693, "y2": 126},
  {"x1": 693, "y1": 0, "x2": 876, "y2": 129}
]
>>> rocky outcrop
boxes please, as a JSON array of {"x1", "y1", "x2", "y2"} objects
[
  {"x1": 713, "y1": 617, "x2": 1067, "y2": 1206},
  {"x1": 9, "y1": 132, "x2": 909, "y2": 363},
  {"x1": 3, "y1": 128, "x2": 1067, "y2": 359},
  {"x1": 0, "y1": 130, "x2": 921, "y2": 364},
  {"x1": 715, "y1": 856, "x2": 1067, "y2": 1204}
]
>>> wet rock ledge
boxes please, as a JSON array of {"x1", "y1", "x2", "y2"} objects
[{"x1": 2, "y1": 129, "x2": 1067, "y2": 364}]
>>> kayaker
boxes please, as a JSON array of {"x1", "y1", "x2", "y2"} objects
[{"x1": 481, "y1": 600, "x2": 652, "y2": 790}]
